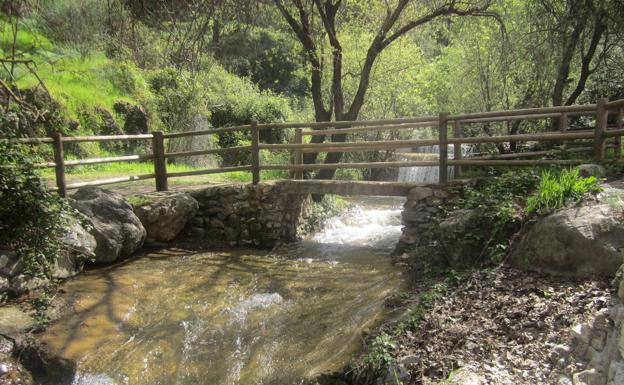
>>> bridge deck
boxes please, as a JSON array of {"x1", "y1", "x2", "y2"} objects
[{"x1": 278, "y1": 180, "x2": 431, "y2": 196}]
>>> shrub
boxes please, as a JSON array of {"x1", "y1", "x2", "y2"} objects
[
  {"x1": 526, "y1": 168, "x2": 601, "y2": 214},
  {"x1": 0, "y1": 142, "x2": 75, "y2": 276}
]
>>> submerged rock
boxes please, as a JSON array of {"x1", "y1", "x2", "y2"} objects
[
  {"x1": 133, "y1": 192, "x2": 199, "y2": 244},
  {"x1": 71, "y1": 187, "x2": 146, "y2": 263},
  {"x1": 509, "y1": 204, "x2": 624, "y2": 277}
]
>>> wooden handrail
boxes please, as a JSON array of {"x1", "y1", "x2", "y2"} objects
[{"x1": 8, "y1": 97, "x2": 624, "y2": 194}]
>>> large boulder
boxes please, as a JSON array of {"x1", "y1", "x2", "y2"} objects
[
  {"x1": 509, "y1": 204, "x2": 624, "y2": 278},
  {"x1": 71, "y1": 187, "x2": 146, "y2": 264},
  {"x1": 132, "y1": 192, "x2": 199, "y2": 244},
  {"x1": 52, "y1": 217, "x2": 97, "y2": 278}
]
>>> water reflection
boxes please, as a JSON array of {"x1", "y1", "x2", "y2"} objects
[{"x1": 40, "y1": 197, "x2": 407, "y2": 385}]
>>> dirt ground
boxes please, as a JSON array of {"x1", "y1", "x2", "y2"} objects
[{"x1": 394, "y1": 266, "x2": 612, "y2": 385}]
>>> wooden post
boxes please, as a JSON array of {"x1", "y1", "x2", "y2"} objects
[
  {"x1": 453, "y1": 120, "x2": 462, "y2": 178},
  {"x1": 52, "y1": 132, "x2": 66, "y2": 197},
  {"x1": 251, "y1": 121, "x2": 260, "y2": 184},
  {"x1": 558, "y1": 112, "x2": 568, "y2": 149},
  {"x1": 438, "y1": 113, "x2": 449, "y2": 184},
  {"x1": 152, "y1": 131, "x2": 168, "y2": 191},
  {"x1": 616, "y1": 108, "x2": 623, "y2": 159},
  {"x1": 294, "y1": 128, "x2": 303, "y2": 179},
  {"x1": 594, "y1": 98, "x2": 608, "y2": 161}
]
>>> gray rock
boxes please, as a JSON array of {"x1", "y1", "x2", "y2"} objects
[
  {"x1": 509, "y1": 204, "x2": 624, "y2": 278},
  {"x1": 71, "y1": 187, "x2": 146, "y2": 263},
  {"x1": 53, "y1": 218, "x2": 97, "y2": 278},
  {"x1": 10, "y1": 274, "x2": 48, "y2": 294},
  {"x1": 0, "y1": 277, "x2": 8, "y2": 292},
  {"x1": 0, "y1": 306, "x2": 35, "y2": 337},
  {"x1": 572, "y1": 368, "x2": 604, "y2": 385},
  {"x1": 133, "y1": 192, "x2": 199, "y2": 243},
  {"x1": 448, "y1": 367, "x2": 486, "y2": 385},
  {"x1": 439, "y1": 209, "x2": 482, "y2": 266},
  {"x1": 0, "y1": 250, "x2": 23, "y2": 278},
  {"x1": 407, "y1": 187, "x2": 433, "y2": 201},
  {"x1": 578, "y1": 164, "x2": 606, "y2": 178}
]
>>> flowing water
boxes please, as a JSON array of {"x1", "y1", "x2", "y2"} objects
[
  {"x1": 40, "y1": 197, "x2": 407, "y2": 385},
  {"x1": 397, "y1": 145, "x2": 455, "y2": 183}
]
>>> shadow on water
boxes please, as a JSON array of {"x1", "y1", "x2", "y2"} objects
[{"x1": 37, "y1": 197, "x2": 408, "y2": 385}]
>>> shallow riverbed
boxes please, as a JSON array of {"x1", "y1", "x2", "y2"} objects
[{"x1": 40, "y1": 197, "x2": 407, "y2": 385}]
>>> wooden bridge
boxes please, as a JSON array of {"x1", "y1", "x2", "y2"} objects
[{"x1": 7, "y1": 97, "x2": 624, "y2": 197}]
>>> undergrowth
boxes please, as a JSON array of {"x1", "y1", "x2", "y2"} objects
[{"x1": 526, "y1": 168, "x2": 600, "y2": 214}]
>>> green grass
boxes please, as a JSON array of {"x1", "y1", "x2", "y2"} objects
[
  {"x1": 1, "y1": 20, "x2": 149, "y2": 131},
  {"x1": 38, "y1": 161, "x2": 290, "y2": 192},
  {"x1": 526, "y1": 168, "x2": 601, "y2": 214}
]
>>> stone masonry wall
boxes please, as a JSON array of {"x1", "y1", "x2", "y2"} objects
[
  {"x1": 397, "y1": 181, "x2": 468, "y2": 251},
  {"x1": 184, "y1": 182, "x2": 306, "y2": 248}
]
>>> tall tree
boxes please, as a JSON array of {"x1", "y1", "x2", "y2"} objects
[{"x1": 273, "y1": 0, "x2": 497, "y2": 180}]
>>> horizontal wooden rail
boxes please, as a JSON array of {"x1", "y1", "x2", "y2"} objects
[
  {"x1": 164, "y1": 145, "x2": 252, "y2": 159},
  {"x1": 449, "y1": 104, "x2": 596, "y2": 121},
  {"x1": 61, "y1": 134, "x2": 154, "y2": 143},
  {"x1": 607, "y1": 99, "x2": 624, "y2": 109},
  {"x1": 603, "y1": 129, "x2": 624, "y2": 138},
  {"x1": 1, "y1": 137, "x2": 54, "y2": 144},
  {"x1": 469, "y1": 146, "x2": 596, "y2": 160},
  {"x1": 447, "y1": 131, "x2": 595, "y2": 144},
  {"x1": 301, "y1": 121, "x2": 438, "y2": 136},
  {"x1": 163, "y1": 125, "x2": 254, "y2": 139},
  {"x1": 257, "y1": 115, "x2": 439, "y2": 130},
  {"x1": 66, "y1": 173, "x2": 155, "y2": 189},
  {"x1": 262, "y1": 161, "x2": 439, "y2": 171},
  {"x1": 448, "y1": 159, "x2": 584, "y2": 166},
  {"x1": 259, "y1": 139, "x2": 439, "y2": 151},
  {"x1": 459, "y1": 111, "x2": 596, "y2": 124},
  {"x1": 166, "y1": 165, "x2": 252, "y2": 178},
  {"x1": 67, "y1": 154, "x2": 153, "y2": 166}
]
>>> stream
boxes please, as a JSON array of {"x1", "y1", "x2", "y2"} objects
[{"x1": 40, "y1": 197, "x2": 407, "y2": 385}]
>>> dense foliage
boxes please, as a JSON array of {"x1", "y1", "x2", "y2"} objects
[
  {"x1": 1, "y1": 0, "x2": 622, "y2": 173},
  {"x1": 0, "y1": 141, "x2": 75, "y2": 276}
]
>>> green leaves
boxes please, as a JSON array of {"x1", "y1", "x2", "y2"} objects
[
  {"x1": 526, "y1": 168, "x2": 601, "y2": 214},
  {"x1": 0, "y1": 142, "x2": 76, "y2": 277}
]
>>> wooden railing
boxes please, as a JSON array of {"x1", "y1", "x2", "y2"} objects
[{"x1": 5, "y1": 97, "x2": 624, "y2": 197}]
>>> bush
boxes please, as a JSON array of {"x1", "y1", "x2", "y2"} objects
[
  {"x1": 0, "y1": 142, "x2": 75, "y2": 276},
  {"x1": 526, "y1": 168, "x2": 601, "y2": 214},
  {"x1": 36, "y1": 0, "x2": 108, "y2": 58}
]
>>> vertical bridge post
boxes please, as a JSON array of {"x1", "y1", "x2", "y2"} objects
[
  {"x1": 52, "y1": 132, "x2": 66, "y2": 197},
  {"x1": 616, "y1": 108, "x2": 623, "y2": 159},
  {"x1": 558, "y1": 112, "x2": 568, "y2": 149},
  {"x1": 294, "y1": 128, "x2": 303, "y2": 180},
  {"x1": 595, "y1": 98, "x2": 608, "y2": 161},
  {"x1": 152, "y1": 131, "x2": 168, "y2": 191},
  {"x1": 438, "y1": 113, "x2": 449, "y2": 184},
  {"x1": 251, "y1": 121, "x2": 260, "y2": 184},
  {"x1": 453, "y1": 120, "x2": 462, "y2": 178}
]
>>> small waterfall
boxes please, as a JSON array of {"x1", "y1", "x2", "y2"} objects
[{"x1": 397, "y1": 145, "x2": 455, "y2": 183}]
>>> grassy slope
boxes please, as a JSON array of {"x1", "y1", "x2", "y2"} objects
[{"x1": 2, "y1": 21, "x2": 295, "y2": 187}]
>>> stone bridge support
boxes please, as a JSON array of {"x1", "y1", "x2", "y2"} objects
[
  {"x1": 397, "y1": 181, "x2": 470, "y2": 251},
  {"x1": 185, "y1": 183, "x2": 306, "y2": 248}
]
